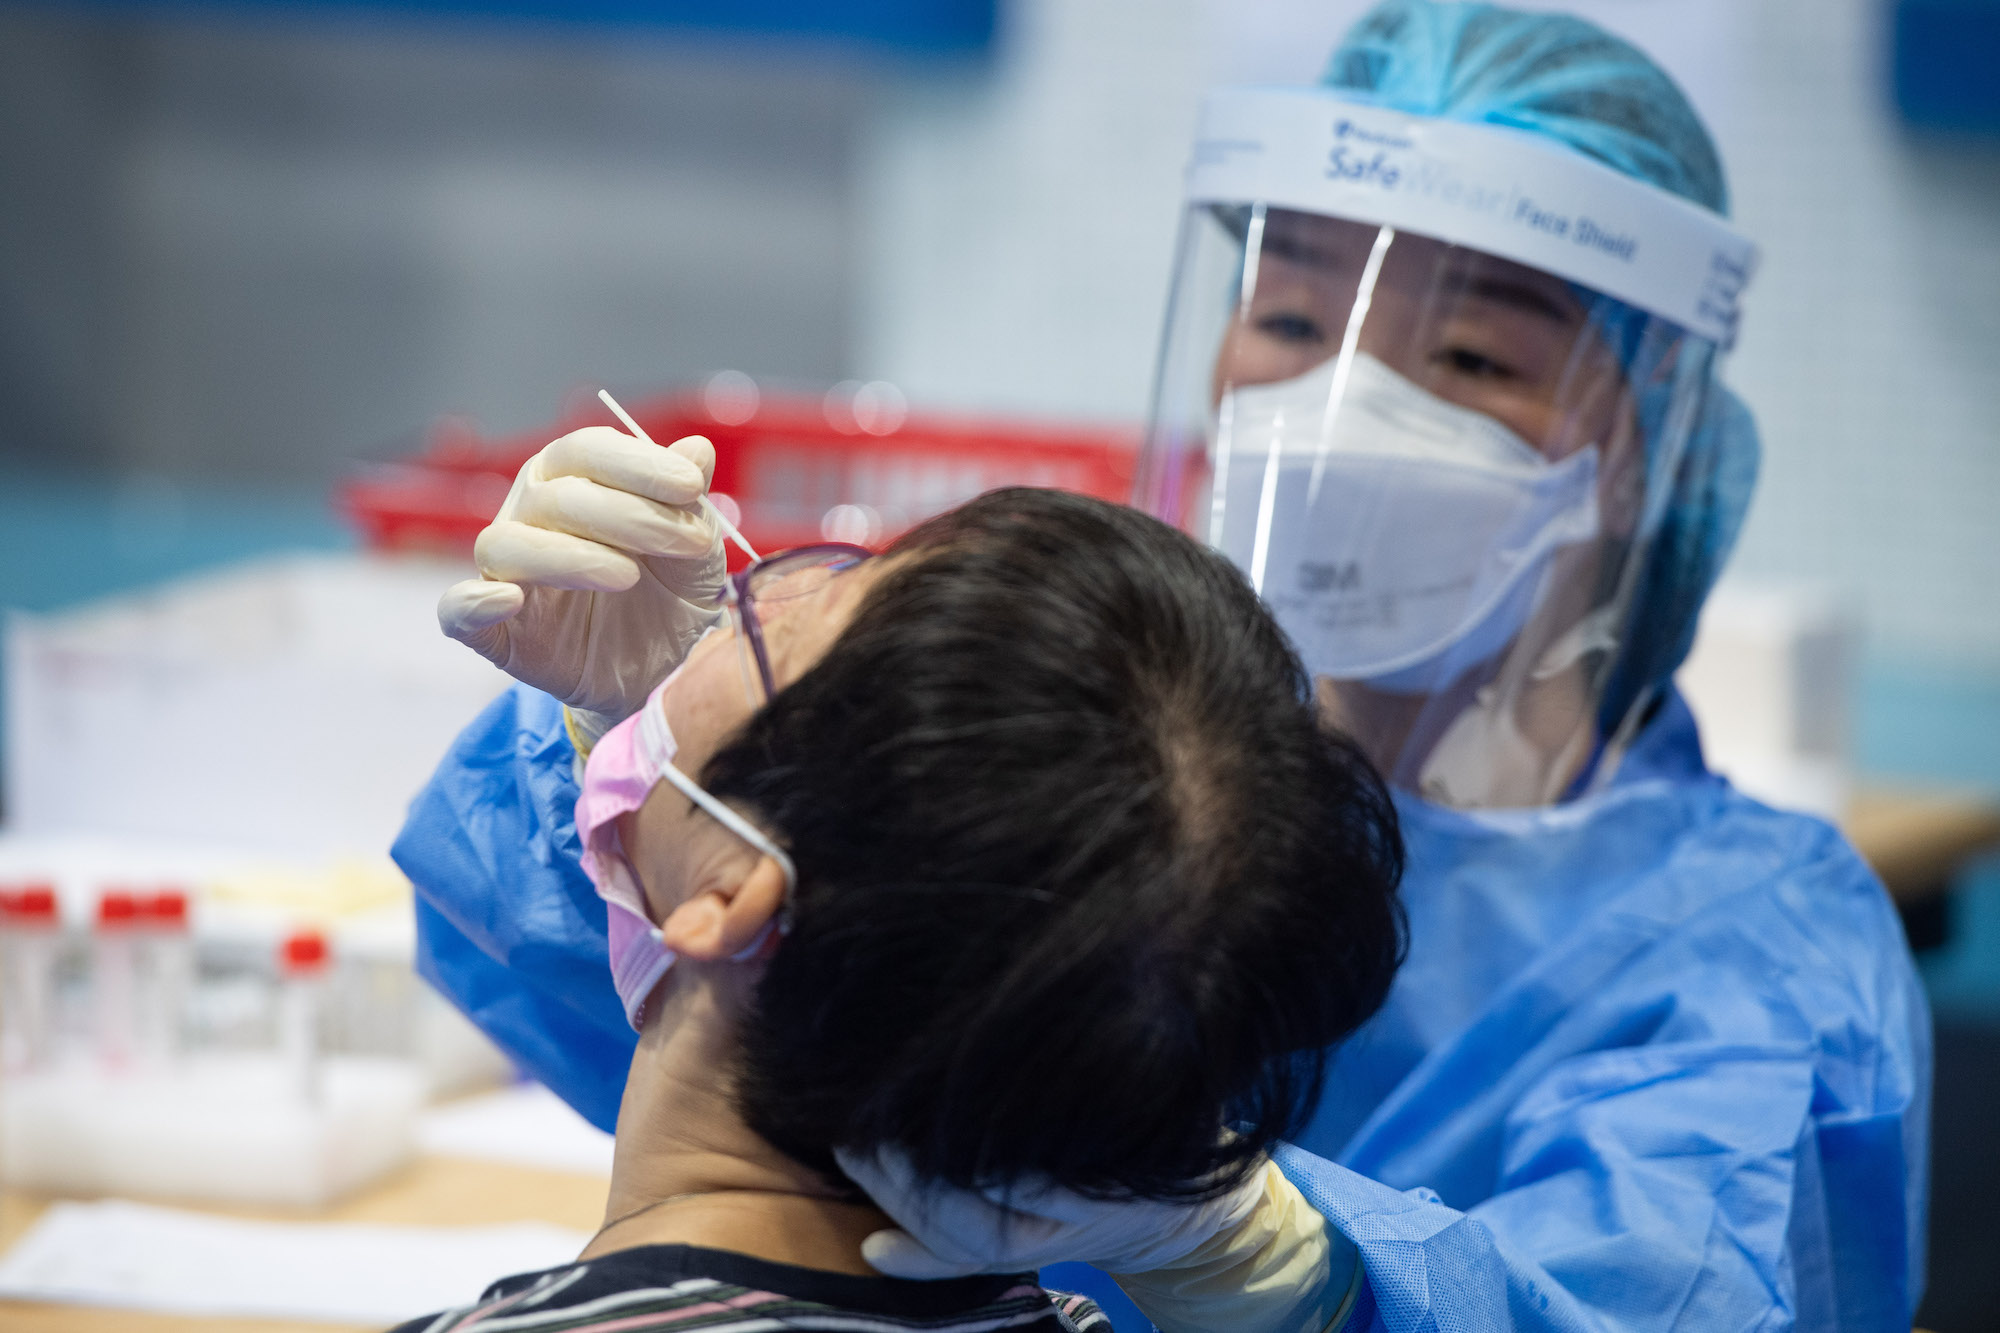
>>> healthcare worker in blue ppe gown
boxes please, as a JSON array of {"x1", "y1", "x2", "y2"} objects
[{"x1": 398, "y1": 3, "x2": 1930, "y2": 1329}]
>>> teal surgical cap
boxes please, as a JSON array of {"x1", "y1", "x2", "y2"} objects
[
  {"x1": 1322, "y1": 0, "x2": 1728, "y2": 213},
  {"x1": 1324, "y1": 0, "x2": 1759, "y2": 752}
]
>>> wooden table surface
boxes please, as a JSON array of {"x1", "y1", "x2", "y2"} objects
[
  {"x1": 0, "y1": 1156, "x2": 609, "y2": 1332},
  {"x1": 1843, "y1": 786, "x2": 2000, "y2": 905}
]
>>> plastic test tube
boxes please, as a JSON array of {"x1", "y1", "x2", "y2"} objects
[
  {"x1": 94, "y1": 888, "x2": 140, "y2": 1069},
  {"x1": 279, "y1": 928, "x2": 330, "y2": 1105},
  {"x1": 0, "y1": 884, "x2": 61, "y2": 1072},
  {"x1": 138, "y1": 889, "x2": 192, "y2": 1067}
]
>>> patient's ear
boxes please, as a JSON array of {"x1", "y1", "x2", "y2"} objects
[{"x1": 661, "y1": 855, "x2": 787, "y2": 961}]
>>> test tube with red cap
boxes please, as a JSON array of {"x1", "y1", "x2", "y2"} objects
[
  {"x1": 0, "y1": 883, "x2": 61, "y2": 1071},
  {"x1": 94, "y1": 888, "x2": 141, "y2": 1069},
  {"x1": 279, "y1": 928, "x2": 330, "y2": 1104},
  {"x1": 138, "y1": 888, "x2": 193, "y2": 1066}
]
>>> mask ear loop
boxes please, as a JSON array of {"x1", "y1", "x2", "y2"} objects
[{"x1": 653, "y1": 759, "x2": 800, "y2": 939}]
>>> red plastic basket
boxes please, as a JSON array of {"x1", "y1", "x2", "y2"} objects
[{"x1": 337, "y1": 388, "x2": 1142, "y2": 561}]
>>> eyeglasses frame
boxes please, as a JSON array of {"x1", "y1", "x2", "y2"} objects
[{"x1": 723, "y1": 542, "x2": 875, "y2": 703}]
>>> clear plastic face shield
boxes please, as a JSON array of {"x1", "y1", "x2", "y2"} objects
[{"x1": 1137, "y1": 92, "x2": 1757, "y2": 809}]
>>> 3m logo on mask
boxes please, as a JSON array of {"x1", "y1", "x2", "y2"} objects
[{"x1": 1300, "y1": 561, "x2": 1362, "y2": 593}]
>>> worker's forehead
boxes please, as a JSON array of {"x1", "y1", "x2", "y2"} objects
[{"x1": 1256, "y1": 210, "x2": 1586, "y2": 322}]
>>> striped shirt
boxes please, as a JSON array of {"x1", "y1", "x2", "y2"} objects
[{"x1": 387, "y1": 1243, "x2": 1111, "y2": 1333}]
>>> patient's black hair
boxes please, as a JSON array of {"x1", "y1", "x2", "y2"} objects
[{"x1": 702, "y1": 487, "x2": 1404, "y2": 1201}]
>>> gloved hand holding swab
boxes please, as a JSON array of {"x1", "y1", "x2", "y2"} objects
[
  {"x1": 597, "y1": 389, "x2": 759, "y2": 563},
  {"x1": 435, "y1": 391, "x2": 732, "y2": 728}
]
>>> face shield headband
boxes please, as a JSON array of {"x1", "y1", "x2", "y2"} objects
[{"x1": 1182, "y1": 89, "x2": 1757, "y2": 348}]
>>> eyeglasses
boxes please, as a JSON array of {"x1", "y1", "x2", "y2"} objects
[{"x1": 723, "y1": 543, "x2": 875, "y2": 704}]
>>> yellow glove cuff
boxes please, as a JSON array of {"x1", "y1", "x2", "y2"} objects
[
  {"x1": 562, "y1": 706, "x2": 599, "y2": 762},
  {"x1": 562, "y1": 705, "x2": 618, "y2": 769},
  {"x1": 1112, "y1": 1161, "x2": 1362, "y2": 1333}
]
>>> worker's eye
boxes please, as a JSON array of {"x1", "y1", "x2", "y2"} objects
[
  {"x1": 1254, "y1": 312, "x2": 1327, "y2": 346},
  {"x1": 1434, "y1": 345, "x2": 1517, "y2": 380}
]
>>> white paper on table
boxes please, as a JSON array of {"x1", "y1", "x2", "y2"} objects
[
  {"x1": 0, "y1": 1199, "x2": 588, "y2": 1324},
  {"x1": 419, "y1": 1083, "x2": 616, "y2": 1177}
]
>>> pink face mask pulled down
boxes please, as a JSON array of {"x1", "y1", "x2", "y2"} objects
[{"x1": 576, "y1": 649, "x2": 797, "y2": 1030}]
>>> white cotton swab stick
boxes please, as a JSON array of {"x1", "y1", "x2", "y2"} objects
[{"x1": 597, "y1": 388, "x2": 760, "y2": 562}]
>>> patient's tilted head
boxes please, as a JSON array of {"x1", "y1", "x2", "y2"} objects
[{"x1": 699, "y1": 488, "x2": 1405, "y2": 1202}]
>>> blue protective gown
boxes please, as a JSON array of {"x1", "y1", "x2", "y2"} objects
[{"x1": 394, "y1": 683, "x2": 1930, "y2": 1332}]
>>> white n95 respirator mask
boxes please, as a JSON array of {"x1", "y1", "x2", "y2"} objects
[{"x1": 1209, "y1": 352, "x2": 1601, "y2": 694}]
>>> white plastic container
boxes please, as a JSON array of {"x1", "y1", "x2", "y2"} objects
[
  {"x1": 1676, "y1": 579, "x2": 1858, "y2": 819},
  {"x1": 0, "y1": 553, "x2": 518, "y2": 1135},
  {"x1": 0, "y1": 1055, "x2": 424, "y2": 1207},
  {"x1": 3, "y1": 553, "x2": 512, "y2": 861}
]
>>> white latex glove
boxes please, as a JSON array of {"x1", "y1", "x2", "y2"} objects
[
  {"x1": 437, "y1": 425, "x2": 726, "y2": 733},
  {"x1": 835, "y1": 1145, "x2": 1267, "y2": 1279},
  {"x1": 837, "y1": 1149, "x2": 1356, "y2": 1333}
]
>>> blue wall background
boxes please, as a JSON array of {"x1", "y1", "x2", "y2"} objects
[{"x1": 13, "y1": 0, "x2": 998, "y2": 54}]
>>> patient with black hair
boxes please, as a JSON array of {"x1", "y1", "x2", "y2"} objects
[{"x1": 389, "y1": 488, "x2": 1404, "y2": 1333}]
